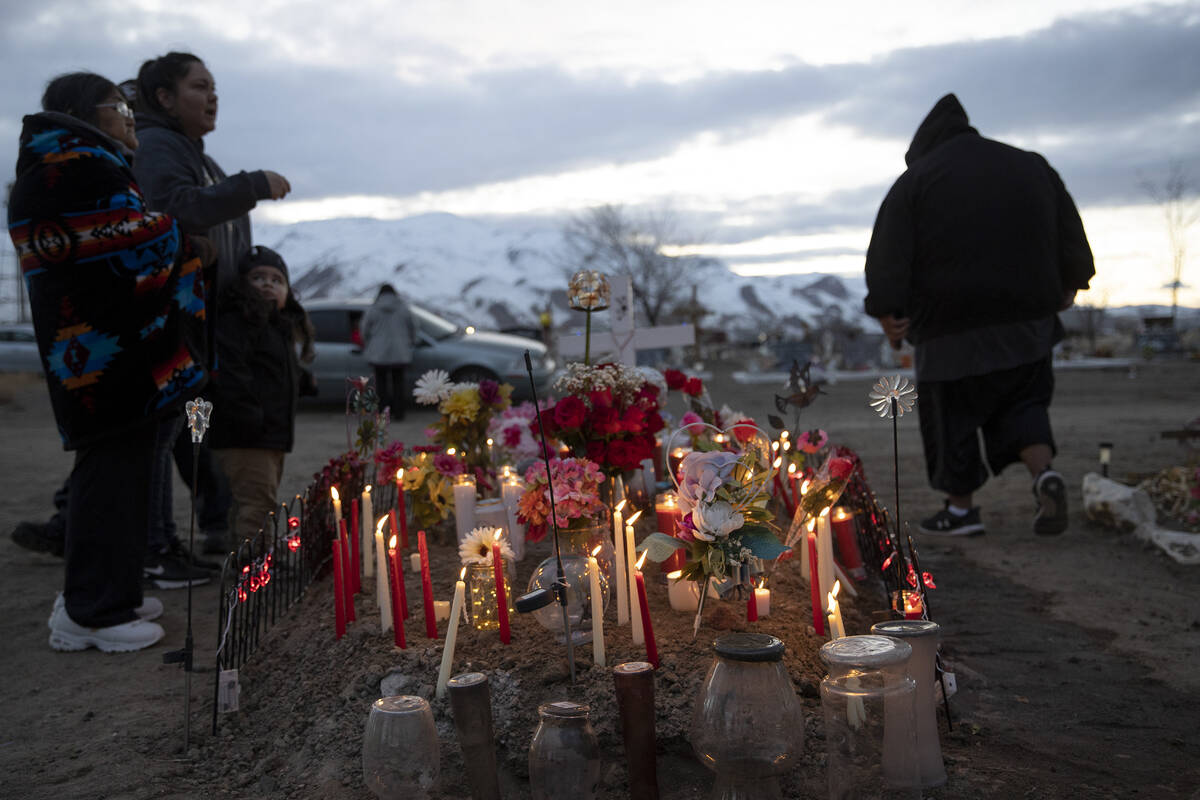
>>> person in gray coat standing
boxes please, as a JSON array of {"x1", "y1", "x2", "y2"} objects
[{"x1": 362, "y1": 284, "x2": 417, "y2": 420}]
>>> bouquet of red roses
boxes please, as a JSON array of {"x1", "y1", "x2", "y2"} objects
[{"x1": 537, "y1": 362, "x2": 666, "y2": 476}]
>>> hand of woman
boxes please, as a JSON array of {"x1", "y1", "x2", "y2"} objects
[{"x1": 264, "y1": 170, "x2": 291, "y2": 200}]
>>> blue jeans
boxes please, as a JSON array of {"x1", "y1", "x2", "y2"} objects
[{"x1": 147, "y1": 413, "x2": 185, "y2": 553}]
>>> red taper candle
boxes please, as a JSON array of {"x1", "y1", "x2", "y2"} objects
[
  {"x1": 808, "y1": 528, "x2": 825, "y2": 635},
  {"x1": 339, "y1": 519, "x2": 356, "y2": 622},
  {"x1": 332, "y1": 542, "x2": 346, "y2": 639},
  {"x1": 387, "y1": 536, "x2": 407, "y2": 649},
  {"x1": 492, "y1": 541, "x2": 511, "y2": 644},
  {"x1": 418, "y1": 530, "x2": 437, "y2": 639},
  {"x1": 633, "y1": 568, "x2": 659, "y2": 669}
]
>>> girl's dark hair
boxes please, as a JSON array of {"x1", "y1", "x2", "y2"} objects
[
  {"x1": 222, "y1": 275, "x2": 316, "y2": 364},
  {"x1": 135, "y1": 52, "x2": 203, "y2": 116},
  {"x1": 41, "y1": 72, "x2": 118, "y2": 126}
]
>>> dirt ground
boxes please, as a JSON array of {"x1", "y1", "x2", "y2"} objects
[{"x1": 1, "y1": 359, "x2": 1198, "y2": 799}]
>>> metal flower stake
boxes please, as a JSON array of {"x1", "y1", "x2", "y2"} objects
[
  {"x1": 567, "y1": 270, "x2": 610, "y2": 365},
  {"x1": 518, "y1": 350, "x2": 577, "y2": 682},
  {"x1": 164, "y1": 398, "x2": 213, "y2": 750}
]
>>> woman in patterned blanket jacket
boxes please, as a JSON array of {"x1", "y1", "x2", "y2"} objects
[{"x1": 8, "y1": 72, "x2": 211, "y2": 653}]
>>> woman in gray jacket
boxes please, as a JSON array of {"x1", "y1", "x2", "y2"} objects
[{"x1": 362, "y1": 284, "x2": 417, "y2": 420}]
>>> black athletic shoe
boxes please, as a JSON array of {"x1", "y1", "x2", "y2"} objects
[
  {"x1": 144, "y1": 551, "x2": 211, "y2": 590},
  {"x1": 11, "y1": 521, "x2": 65, "y2": 557},
  {"x1": 1033, "y1": 469, "x2": 1068, "y2": 535},
  {"x1": 918, "y1": 503, "x2": 985, "y2": 537}
]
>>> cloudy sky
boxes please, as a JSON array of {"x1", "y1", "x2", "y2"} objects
[{"x1": 3, "y1": 0, "x2": 1198, "y2": 306}]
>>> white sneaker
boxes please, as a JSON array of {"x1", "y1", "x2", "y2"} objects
[
  {"x1": 48, "y1": 593, "x2": 163, "y2": 628},
  {"x1": 48, "y1": 602, "x2": 165, "y2": 653}
]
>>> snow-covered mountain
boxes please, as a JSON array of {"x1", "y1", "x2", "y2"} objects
[{"x1": 255, "y1": 212, "x2": 875, "y2": 341}]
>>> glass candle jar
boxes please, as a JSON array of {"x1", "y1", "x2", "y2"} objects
[
  {"x1": 362, "y1": 695, "x2": 440, "y2": 799},
  {"x1": 691, "y1": 633, "x2": 803, "y2": 800},
  {"x1": 821, "y1": 673, "x2": 920, "y2": 798},
  {"x1": 528, "y1": 700, "x2": 601, "y2": 800},
  {"x1": 870, "y1": 620, "x2": 948, "y2": 788},
  {"x1": 466, "y1": 562, "x2": 515, "y2": 631}
]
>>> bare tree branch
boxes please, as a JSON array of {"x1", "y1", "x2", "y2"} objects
[{"x1": 1138, "y1": 159, "x2": 1199, "y2": 323}]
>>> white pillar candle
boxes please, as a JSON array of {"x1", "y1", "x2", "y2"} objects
[
  {"x1": 588, "y1": 554, "x2": 605, "y2": 667},
  {"x1": 817, "y1": 512, "x2": 835, "y2": 612},
  {"x1": 666, "y1": 570, "x2": 700, "y2": 612},
  {"x1": 754, "y1": 585, "x2": 771, "y2": 618},
  {"x1": 453, "y1": 475, "x2": 477, "y2": 544},
  {"x1": 374, "y1": 519, "x2": 391, "y2": 633},
  {"x1": 433, "y1": 600, "x2": 450, "y2": 622},
  {"x1": 361, "y1": 486, "x2": 374, "y2": 578},
  {"x1": 613, "y1": 500, "x2": 628, "y2": 626},
  {"x1": 410, "y1": 552, "x2": 422, "y2": 574},
  {"x1": 500, "y1": 477, "x2": 526, "y2": 561},
  {"x1": 625, "y1": 510, "x2": 643, "y2": 644},
  {"x1": 435, "y1": 569, "x2": 466, "y2": 698}
]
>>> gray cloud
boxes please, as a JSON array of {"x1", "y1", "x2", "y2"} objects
[{"x1": 1, "y1": 2, "x2": 1196, "y2": 222}]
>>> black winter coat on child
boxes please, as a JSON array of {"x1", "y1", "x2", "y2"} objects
[{"x1": 207, "y1": 284, "x2": 300, "y2": 453}]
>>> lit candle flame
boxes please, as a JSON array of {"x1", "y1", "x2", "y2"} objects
[
  {"x1": 364, "y1": 484, "x2": 371, "y2": 494},
  {"x1": 331, "y1": 486, "x2": 340, "y2": 501},
  {"x1": 780, "y1": 430, "x2": 789, "y2": 440},
  {"x1": 772, "y1": 456, "x2": 782, "y2": 469},
  {"x1": 388, "y1": 534, "x2": 397, "y2": 550},
  {"x1": 492, "y1": 528, "x2": 503, "y2": 541},
  {"x1": 820, "y1": 506, "x2": 831, "y2": 517},
  {"x1": 460, "y1": 567, "x2": 467, "y2": 581},
  {"x1": 591, "y1": 544, "x2": 602, "y2": 557},
  {"x1": 807, "y1": 518, "x2": 817, "y2": 532},
  {"x1": 446, "y1": 446, "x2": 456, "y2": 456},
  {"x1": 787, "y1": 463, "x2": 797, "y2": 475},
  {"x1": 666, "y1": 570, "x2": 683, "y2": 580},
  {"x1": 771, "y1": 441, "x2": 779, "y2": 452},
  {"x1": 376, "y1": 516, "x2": 387, "y2": 534},
  {"x1": 396, "y1": 468, "x2": 404, "y2": 481},
  {"x1": 486, "y1": 437, "x2": 493, "y2": 446},
  {"x1": 800, "y1": 479, "x2": 811, "y2": 494},
  {"x1": 627, "y1": 509, "x2": 644, "y2": 525},
  {"x1": 834, "y1": 507, "x2": 848, "y2": 521},
  {"x1": 616, "y1": 499, "x2": 628, "y2": 513},
  {"x1": 635, "y1": 551, "x2": 648, "y2": 571},
  {"x1": 832, "y1": 579, "x2": 841, "y2": 598}
]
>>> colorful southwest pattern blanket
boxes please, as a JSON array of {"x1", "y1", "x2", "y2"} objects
[{"x1": 7, "y1": 112, "x2": 209, "y2": 449}]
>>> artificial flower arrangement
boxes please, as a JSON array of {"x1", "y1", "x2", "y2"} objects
[
  {"x1": 641, "y1": 448, "x2": 789, "y2": 584},
  {"x1": 516, "y1": 457, "x2": 607, "y2": 543},
  {"x1": 413, "y1": 369, "x2": 514, "y2": 487},
  {"x1": 398, "y1": 445, "x2": 461, "y2": 530},
  {"x1": 486, "y1": 401, "x2": 545, "y2": 464},
  {"x1": 537, "y1": 362, "x2": 665, "y2": 476}
]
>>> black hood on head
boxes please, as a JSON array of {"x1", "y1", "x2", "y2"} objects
[{"x1": 905, "y1": 93, "x2": 978, "y2": 166}]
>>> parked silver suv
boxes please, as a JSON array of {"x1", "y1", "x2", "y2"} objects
[{"x1": 304, "y1": 299, "x2": 554, "y2": 405}]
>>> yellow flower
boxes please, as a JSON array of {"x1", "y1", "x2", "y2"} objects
[{"x1": 440, "y1": 388, "x2": 481, "y2": 424}]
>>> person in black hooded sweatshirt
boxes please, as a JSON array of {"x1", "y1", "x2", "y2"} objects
[{"x1": 863, "y1": 93, "x2": 1095, "y2": 538}]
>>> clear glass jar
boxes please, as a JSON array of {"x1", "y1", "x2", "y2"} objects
[
  {"x1": 362, "y1": 695, "x2": 439, "y2": 799},
  {"x1": 526, "y1": 524, "x2": 614, "y2": 643},
  {"x1": 466, "y1": 562, "x2": 515, "y2": 631},
  {"x1": 528, "y1": 700, "x2": 600, "y2": 800},
  {"x1": 821, "y1": 673, "x2": 920, "y2": 798},
  {"x1": 691, "y1": 633, "x2": 803, "y2": 800}
]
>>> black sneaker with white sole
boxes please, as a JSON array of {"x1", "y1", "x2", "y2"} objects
[
  {"x1": 1033, "y1": 469, "x2": 1068, "y2": 535},
  {"x1": 918, "y1": 503, "x2": 985, "y2": 536},
  {"x1": 144, "y1": 551, "x2": 211, "y2": 590}
]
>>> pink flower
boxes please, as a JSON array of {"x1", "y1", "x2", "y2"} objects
[
  {"x1": 798, "y1": 428, "x2": 828, "y2": 454},
  {"x1": 434, "y1": 454, "x2": 464, "y2": 476},
  {"x1": 681, "y1": 410, "x2": 706, "y2": 436}
]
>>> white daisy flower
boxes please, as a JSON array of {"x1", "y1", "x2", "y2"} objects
[
  {"x1": 413, "y1": 369, "x2": 453, "y2": 405},
  {"x1": 458, "y1": 527, "x2": 515, "y2": 566}
]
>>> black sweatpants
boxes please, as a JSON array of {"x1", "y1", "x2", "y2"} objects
[{"x1": 64, "y1": 424, "x2": 155, "y2": 628}]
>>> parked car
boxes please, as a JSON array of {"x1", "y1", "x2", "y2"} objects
[
  {"x1": 303, "y1": 299, "x2": 555, "y2": 406},
  {"x1": 0, "y1": 322, "x2": 43, "y2": 373}
]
